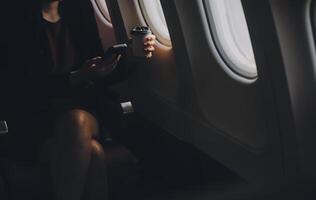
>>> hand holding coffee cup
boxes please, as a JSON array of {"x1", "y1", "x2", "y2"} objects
[{"x1": 130, "y1": 26, "x2": 156, "y2": 58}]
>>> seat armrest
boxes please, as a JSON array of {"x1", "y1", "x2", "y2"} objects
[
  {"x1": 0, "y1": 120, "x2": 8, "y2": 135},
  {"x1": 0, "y1": 120, "x2": 9, "y2": 157}
]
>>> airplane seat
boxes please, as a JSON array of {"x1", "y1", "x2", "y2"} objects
[
  {"x1": 0, "y1": 137, "x2": 140, "y2": 200},
  {"x1": 97, "y1": 95, "x2": 142, "y2": 199},
  {"x1": 0, "y1": 159, "x2": 52, "y2": 200},
  {"x1": 0, "y1": 99, "x2": 141, "y2": 200},
  {"x1": 0, "y1": 168, "x2": 9, "y2": 200},
  {"x1": 0, "y1": 122, "x2": 10, "y2": 199},
  {"x1": 102, "y1": 140, "x2": 141, "y2": 200}
]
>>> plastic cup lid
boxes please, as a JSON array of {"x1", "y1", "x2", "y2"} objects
[{"x1": 131, "y1": 26, "x2": 151, "y2": 35}]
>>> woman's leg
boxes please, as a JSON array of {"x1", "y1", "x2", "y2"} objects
[
  {"x1": 49, "y1": 109, "x2": 108, "y2": 200},
  {"x1": 83, "y1": 140, "x2": 108, "y2": 200}
]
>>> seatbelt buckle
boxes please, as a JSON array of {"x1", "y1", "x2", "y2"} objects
[
  {"x1": 0, "y1": 121, "x2": 8, "y2": 135},
  {"x1": 120, "y1": 101, "x2": 134, "y2": 115}
]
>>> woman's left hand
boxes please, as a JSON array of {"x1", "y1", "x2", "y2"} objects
[{"x1": 144, "y1": 34, "x2": 156, "y2": 58}]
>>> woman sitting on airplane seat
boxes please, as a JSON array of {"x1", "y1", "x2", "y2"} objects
[{"x1": 1, "y1": 0, "x2": 155, "y2": 199}]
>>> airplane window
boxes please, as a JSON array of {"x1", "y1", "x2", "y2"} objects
[
  {"x1": 204, "y1": 0, "x2": 257, "y2": 79},
  {"x1": 138, "y1": 0, "x2": 172, "y2": 46},
  {"x1": 94, "y1": 0, "x2": 111, "y2": 23}
]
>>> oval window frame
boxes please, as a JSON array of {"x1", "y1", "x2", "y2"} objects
[
  {"x1": 204, "y1": 0, "x2": 258, "y2": 80},
  {"x1": 138, "y1": 0, "x2": 172, "y2": 47},
  {"x1": 93, "y1": 0, "x2": 112, "y2": 26}
]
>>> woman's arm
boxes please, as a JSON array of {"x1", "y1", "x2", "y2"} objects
[{"x1": 97, "y1": 34, "x2": 157, "y2": 86}]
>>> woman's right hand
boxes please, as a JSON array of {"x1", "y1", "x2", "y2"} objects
[{"x1": 70, "y1": 55, "x2": 121, "y2": 85}]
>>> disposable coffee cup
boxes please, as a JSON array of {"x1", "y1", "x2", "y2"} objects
[{"x1": 130, "y1": 26, "x2": 152, "y2": 57}]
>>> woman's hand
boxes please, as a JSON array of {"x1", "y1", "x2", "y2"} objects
[
  {"x1": 144, "y1": 34, "x2": 156, "y2": 58},
  {"x1": 70, "y1": 55, "x2": 121, "y2": 85}
]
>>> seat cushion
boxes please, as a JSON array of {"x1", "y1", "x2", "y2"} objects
[
  {"x1": 1, "y1": 141, "x2": 140, "y2": 200},
  {"x1": 1, "y1": 160, "x2": 52, "y2": 200},
  {"x1": 102, "y1": 140, "x2": 141, "y2": 200}
]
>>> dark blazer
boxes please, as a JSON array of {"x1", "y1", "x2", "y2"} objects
[{"x1": 0, "y1": 0, "x2": 124, "y2": 120}]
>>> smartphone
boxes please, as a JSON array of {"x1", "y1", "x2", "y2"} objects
[
  {"x1": 99, "y1": 43, "x2": 127, "y2": 70},
  {"x1": 103, "y1": 43, "x2": 128, "y2": 59}
]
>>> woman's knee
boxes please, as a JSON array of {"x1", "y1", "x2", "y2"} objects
[
  {"x1": 91, "y1": 140, "x2": 105, "y2": 161},
  {"x1": 54, "y1": 109, "x2": 99, "y2": 143}
]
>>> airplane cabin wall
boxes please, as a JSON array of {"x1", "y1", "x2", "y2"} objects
[
  {"x1": 91, "y1": 0, "x2": 116, "y2": 50},
  {"x1": 107, "y1": 0, "x2": 285, "y2": 188},
  {"x1": 269, "y1": 0, "x2": 316, "y2": 182},
  {"x1": 96, "y1": 0, "x2": 316, "y2": 190}
]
